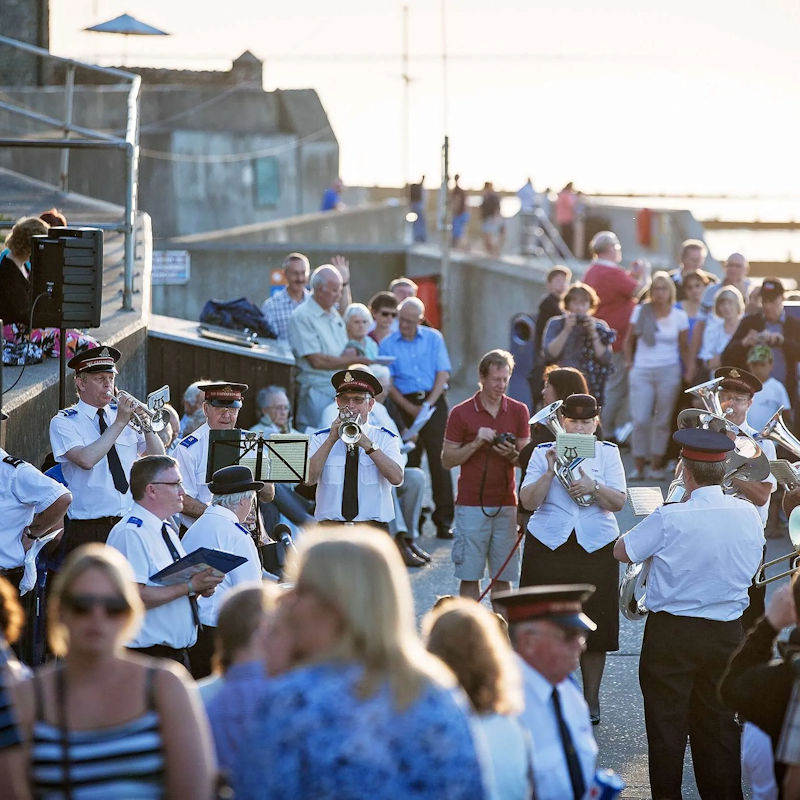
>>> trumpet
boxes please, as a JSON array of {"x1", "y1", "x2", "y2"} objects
[
  {"x1": 528, "y1": 400, "x2": 594, "y2": 506},
  {"x1": 338, "y1": 410, "x2": 363, "y2": 449},
  {"x1": 116, "y1": 385, "x2": 170, "y2": 434}
]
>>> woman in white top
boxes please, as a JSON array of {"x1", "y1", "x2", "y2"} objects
[
  {"x1": 424, "y1": 597, "x2": 533, "y2": 800},
  {"x1": 698, "y1": 285, "x2": 745, "y2": 379},
  {"x1": 624, "y1": 271, "x2": 690, "y2": 480}
]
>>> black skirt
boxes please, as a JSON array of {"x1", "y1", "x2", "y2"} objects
[{"x1": 519, "y1": 531, "x2": 619, "y2": 652}]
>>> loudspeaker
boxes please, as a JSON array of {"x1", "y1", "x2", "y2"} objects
[{"x1": 30, "y1": 227, "x2": 103, "y2": 329}]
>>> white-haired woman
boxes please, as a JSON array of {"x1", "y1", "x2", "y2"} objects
[
  {"x1": 232, "y1": 526, "x2": 488, "y2": 799},
  {"x1": 698, "y1": 285, "x2": 745, "y2": 377},
  {"x1": 344, "y1": 302, "x2": 379, "y2": 361},
  {"x1": 10, "y1": 544, "x2": 216, "y2": 799}
]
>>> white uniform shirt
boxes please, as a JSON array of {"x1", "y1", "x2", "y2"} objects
[
  {"x1": 107, "y1": 504, "x2": 197, "y2": 648},
  {"x1": 741, "y1": 420, "x2": 777, "y2": 528},
  {"x1": 749, "y1": 378, "x2": 791, "y2": 433},
  {"x1": 181, "y1": 504, "x2": 262, "y2": 627},
  {"x1": 309, "y1": 422, "x2": 403, "y2": 522},
  {"x1": 175, "y1": 422, "x2": 212, "y2": 528},
  {"x1": 49, "y1": 399, "x2": 145, "y2": 519},
  {"x1": 517, "y1": 655, "x2": 597, "y2": 800},
  {"x1": 622, "y1": 485, "x2": 764, "y2": 621},
  {"x1": 522, "y1": 441, "x2": 626, "y2": 552},
  {"x1": 0, "y1": 449, "x2": 70, "y2": 569}
]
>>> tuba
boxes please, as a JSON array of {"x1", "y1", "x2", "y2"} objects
[
  {"x1": 619, "y1": 559, "x2": 651, "y2": 621},
  {"x1": 528, "y1": 400, "x2": 594, "y2": 506}
]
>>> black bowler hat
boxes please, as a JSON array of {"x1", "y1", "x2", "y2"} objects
[
  {"x1": 562, "y1": 393, "x2": 600, "y2": 420},
  {"x1": 207, "y1": 465, "x2": 264, "y2": 495},
  {"x1": 68, "y1": 345, "x2": 121, "y2": 375},
  {"x1": 493, "y1": 584, "x2": 597, "y2": 632},
  {"x1": 673, "y1": 428, "x2": 735, "y2": 463},
  {"x1": 331, "y1": 368, "x2": 383, "y2": 397},
  {"x1": 199, "y1": 382, "x2": 248, "y2": 408},
  {"x1": 714, "y1": 366, "x2": 762, "y2": 397}
]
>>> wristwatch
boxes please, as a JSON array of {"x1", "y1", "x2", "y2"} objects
[
  {"x1": 186, "y1": 578, "x2": 197, "y2": 598},
  {"x1": 365, "y1": 444, "x2": 380, "y2": 456}
]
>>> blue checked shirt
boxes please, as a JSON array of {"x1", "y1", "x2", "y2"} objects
[{"x1": 261, "y1": 287, "x2": 311, "y2": 342}]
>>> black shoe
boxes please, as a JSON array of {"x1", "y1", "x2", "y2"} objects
[
  {"x1": 395, "y1": 534, "x2": 426, "y2": 567},
  {"x1": 405, "y1": 538, "x2": 432, "y2": 562},
  {"x1": 436, "y1": 526, "x2": 454, "y2": 540}
]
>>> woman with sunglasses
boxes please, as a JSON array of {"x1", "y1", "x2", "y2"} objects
[
  {"x1": 368, "y1": 291, "x2": 399, "y2": 345},
  {"x1": 10, "y1": 545, "x2": 217, "y2": 799}
]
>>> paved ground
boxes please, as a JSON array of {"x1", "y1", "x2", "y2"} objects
[{"x1": 407, "y1": 449, "x2": 789, "y2": 799}]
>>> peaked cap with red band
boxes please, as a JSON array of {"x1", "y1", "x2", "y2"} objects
[
  {"x1": 67, "y1": 345, "x2": 121, "y2": 375},
  {"x1": 713, "y1": 366, "x2": 762, "y2": 397},
  {"x1": 331, "y1": 368, "x2": 383, "y2": 397},
  {"x1": 493, "y1": 584, "x2": 597, "y2": 632},
  {"x1": 198, "y1": 382, "x2": 248, "y2": 408},
  {"x1": 673, "y1": 428, "x2": 735, "y2": 462}
]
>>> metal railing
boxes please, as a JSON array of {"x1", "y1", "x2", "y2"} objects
[
  {"x1": 0, "y1": 35, "x2": 141, "y2": 310},
  {"x1": 519, "y1": 208, "x2": 573, "y2": 263}
]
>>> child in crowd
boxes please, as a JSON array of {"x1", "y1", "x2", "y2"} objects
[{"x1": 747, "y1": 344, "x2": 791, "y2": 432}]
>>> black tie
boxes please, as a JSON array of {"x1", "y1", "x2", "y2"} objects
[
  {"x1": 97, "y1": 408, "x2": 129, "y2": 494},
  {"x1": 341, "y1": 447, "x2": 359, "y2": 521},
  {"x1": 161, "y1": 524, "x2": 201, "y2": 630},
  {"x1": 551, "y1": 687, "x2": 585, "y2": 800}
]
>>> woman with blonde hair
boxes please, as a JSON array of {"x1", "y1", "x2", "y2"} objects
[
  {"x1": 10, "y1": 544, "x2": 217, "y2": 799},
  {"x1": 232, "y1": 526, "x2": 487, "y2": 799},
  {"x1": 424, "y1": 598, "x2": 533, "y2": 800},
  {"x1": 624, "y1": 270, "x2": 690, "y2": 480}
]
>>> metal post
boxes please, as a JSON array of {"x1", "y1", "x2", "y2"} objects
[
  {"x1": 59, "y1": 65, "x2": 75, "y2": 192},
  {"x1": 122, "y1": 142, "x2": 136, "y2": 310},
  {"x1": 440, "y1": 136, "x2": 450, "y2": 336},
  {"x1": 59, "y1": 328, "x2": 67, "y2": 409}
]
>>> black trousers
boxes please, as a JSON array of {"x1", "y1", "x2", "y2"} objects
[
  {"x1": 127, "y1": 644, "x2": 191, "y2": 671},
  {"x1": 62, "y1": 516, "x2": 121, "y2": 556},
  {"x1": 189, "y1": 625, "x2": 216, "y2": 679},
  {"x1": 401, "y1": 394, "x2": 454, "y2": 529},
  {"x1": 640, "y1": 611, "x2": 743, "y2": 800}
]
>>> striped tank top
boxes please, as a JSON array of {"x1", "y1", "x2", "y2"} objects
[{"x1": 31, "y1": 666, "x2": 165, "y2": 799}]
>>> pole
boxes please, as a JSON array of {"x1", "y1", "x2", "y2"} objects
[
  {"x1": 402, "y1": 4, "x2": 410, "y2": 186},
  {"x1": 59, "y1": 328, "x2": 67, "y2": 410},
  {"x1": 59, "y1": 65, "x2": 75, "y2": 192},
  {"x1": 440, "y1": 137, "x2": 451, "y2": 336}
]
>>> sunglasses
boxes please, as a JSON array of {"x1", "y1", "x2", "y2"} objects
[
  {"x1": 378, "y1": 310, "x2": 398, "y2": 317},
  {"x1": 63, "y1": 594, "x2": 129, "y2": 617}
]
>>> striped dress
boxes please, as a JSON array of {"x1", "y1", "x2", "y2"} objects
[{"x1": 31, "y1": 666, "x2": 165, "y2": 799}]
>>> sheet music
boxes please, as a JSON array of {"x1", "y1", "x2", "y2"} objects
[
  {"x1": 555, "y1": 433, "x2": 596, "y2": 461},
  {"x1": 627, "y1": 486, "x2": 665, "y2": 516}
]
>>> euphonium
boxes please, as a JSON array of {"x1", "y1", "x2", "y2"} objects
[
  {"x1": 528, "y1": 400, "x2": 593, "y2": 507},
  {"x1": 758, "y1": 406, "x2": 800, "y2": 486},
  {"x1": 619, "y1": 559, "x2": 651, "y2": 621},
  {"x1": 684, "y1": 376, "x2": 729, "y2": 417}
]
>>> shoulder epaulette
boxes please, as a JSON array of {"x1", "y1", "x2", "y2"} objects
[
  {"x1": 602, "y1": 440, "x2": 619, "y2": 448},
  {"x1": 109, "y1": 401, "x2": 118, "y2": 410},
  {"x1": 314, "y1": 428, "x2": 331, "y2": 436},
  {"x1": 127, "y1": 516, "x2": 143, "y2": 527},
  {"x1": 2, "y1": 455, "x2": 23, "y2": 468},
  {"x1": 180, "y1": 435, "x2": 198, "y2": 448},
  {"x1": 59, "y1": 408, "x2": 78, "y2": 417},
  {"x1": 380, "y1": 426, "x2": 398, "y2": 438},
  {"x1": 235, "y1": 522, "x2": 250, "y2": 534},
  {"x1": 534, "y1": 441, "x2": 554, "y2": 449}
]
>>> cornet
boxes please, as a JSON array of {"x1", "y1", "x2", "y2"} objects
[
  {"x1": 338, "y1": 410, "x2": 363, "y2": 450},
  {"x1": 116, "y1": 385, "x2": 170, "y2": 434}
]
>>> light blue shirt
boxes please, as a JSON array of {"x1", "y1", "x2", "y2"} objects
[{"x1": 379, "y1": 326, "x2": 451, "y2": 394}]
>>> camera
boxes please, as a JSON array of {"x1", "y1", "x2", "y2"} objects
[
  {"x1": 493, "y1": 432, "x2": 517, "y2": 447},
  {"x1": 576, "y1": 314, "x2": 591, "y2": 325}
]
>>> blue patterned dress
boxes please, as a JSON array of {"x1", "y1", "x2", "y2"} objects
[{"x1": 233, "y1": 661, "x2": 488, "y2": 800}]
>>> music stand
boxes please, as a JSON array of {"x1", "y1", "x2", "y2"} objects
[{"x1": 207, "y1": 429, "x2": 309, "y2": 483}]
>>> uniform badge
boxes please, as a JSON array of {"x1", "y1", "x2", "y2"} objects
[
  {"x1": 343, "y1": 371, "x2": 353, "y2": 383},
  {"x1": 99, "y1": 347, "x2": 110, "y2": 358},
  {"x1": 127, "y1": 516, "x2": 143, "y2": 527},
  {"x1": 60, "y1": 408, "x2": 78, "y2": 417},
  {"x1": 729, "y1": 368, "x2": 740, "y2": 378},
  {"x1": 180, "y1": 435, "x2": 198, "y2": 448},
  {"x1": 2, "y1": 455, "x2": 23, "y2": 468}
]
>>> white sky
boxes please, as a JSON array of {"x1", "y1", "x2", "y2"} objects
[{"x1": 49, "y1": 0, "x2": 800, "y2": 196}]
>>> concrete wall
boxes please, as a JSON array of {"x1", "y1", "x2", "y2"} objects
[{"x1": 0, "y1": 3, "x2": 49, "y2": 86}]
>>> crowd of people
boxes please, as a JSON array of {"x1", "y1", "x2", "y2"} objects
[{"x1": 2, "y1": 227, "x2": 800, "y2": 798}]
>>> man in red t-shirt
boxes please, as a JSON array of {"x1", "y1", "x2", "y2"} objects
[
  {"x1": 583, "y1": 230, "x2": 650, "y2": 438},
  {"x1": 442, "y1": 350, "x2": 531, "y2": 602}
]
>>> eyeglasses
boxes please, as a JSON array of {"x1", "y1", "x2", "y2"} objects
[
  {"x1": 720, "y1": 395, "x2": 750, "y2": 406},
  {"x1": 378, "y1": 310, "x2": 397, "y2": 318},
  {"x1": 151, "y1": 480, "x2": 183, "y2": 487},
  {"x1": 268, "y1": 405, "x2": 291, "y2": 412},
  {"x1": 63, "y1": 594, "x2": 129, "y2": 617}
]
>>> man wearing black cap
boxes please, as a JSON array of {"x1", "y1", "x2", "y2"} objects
[
  {"x1": 182, "y1": 465, "x2": 264, "y2": 678},
  {"x1": 0, "y1": 411, "x2": 72, "y2": 591},
  {"x1": 175, "y1": 381, "x2": 274, "y2": 531},
  {"x1": 615, "y1": 428, "x2": 764, "y2": 799},
  {"x1": 493, "y1": 584, "x2": 598, "y2": 800},
  {"x1": 723, "y1": 277, "x2": 800, "y2": 433},
  {"x1": 49, "y1": 345, "x2": 165, "y2": 552},
  {"x1": 107, "y1": 456, "x2": 224, "y2": 667},
  {"x1": 306, "y1": 369, "x2": 412, "y2": 561}
]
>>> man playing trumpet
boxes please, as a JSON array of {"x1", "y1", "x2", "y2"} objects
[{"x1": 49, "y1": 345, "x2": 165, "y2": 553}]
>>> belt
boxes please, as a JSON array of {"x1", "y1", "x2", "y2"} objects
[
  {"x1": 403, "y1": 392, "x2": 429, "y2": 403},
  {"x1": 69, "y1": 516, "x2": 122, "y2": 526}
]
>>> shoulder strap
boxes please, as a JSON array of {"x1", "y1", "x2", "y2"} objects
[
  {"x1": 32, "y1": 672, "x2": 45, "y2": 722},
  {"x1": 145, "y1": 666, "x2": 158, "y2": 712},
  {"x1": 55, "y1": 667, "x2": 74, "y2": 800}
]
